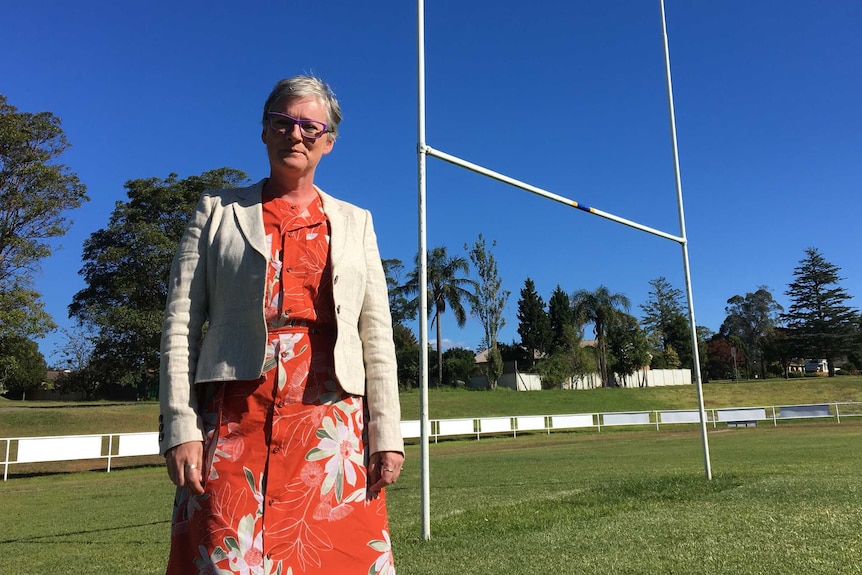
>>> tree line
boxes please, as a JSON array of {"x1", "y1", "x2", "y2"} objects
[
  {"x1": 1, "y1": 97, "x2": 860, "y2": 397},
  {"x1": 347, "y1": 240, "x2": 862, "y2": 390}
]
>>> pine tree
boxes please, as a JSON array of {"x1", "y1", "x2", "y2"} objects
[
  {"x1": 516, "y1": 278, "x2": 550, "y2": 369},
  {"x1": 639, "y1": 277, "x2": 692, "y2": 368},
  {"x1": 548, "y1": 285, "x2": 577, "y2": 354},
  {"x1": 782, "y1": 248, "x2": 857, "y2": 376}
]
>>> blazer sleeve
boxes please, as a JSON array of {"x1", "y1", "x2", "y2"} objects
[
  {"x1": 357, "y1": 211, "x2": 404, "y2": 455},
  {"x1": 158, "y1": 192, "x2": 212, "y2": 455}
]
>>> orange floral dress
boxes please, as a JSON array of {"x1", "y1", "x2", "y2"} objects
[{"x1": 165, "y1": 194, "x2": 395, "y2": 575}]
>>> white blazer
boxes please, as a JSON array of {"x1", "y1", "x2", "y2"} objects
[{"x1": 158, "y1": 180, "x2": 403, "y2": 456}]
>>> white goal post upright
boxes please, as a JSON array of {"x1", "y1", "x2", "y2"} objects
[
  {"x1": 416, "y1": 0, "x2": 712, "y2": 541},
  {"x1": 658, "y1": 0, "x2": 713, "y2": 485},
  {"x1": 415, "y1": 0, "x2": 433, "y2": 543}
]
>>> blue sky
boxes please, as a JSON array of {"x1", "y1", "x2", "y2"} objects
[{"x1": 3, "y1": 0, "x2": 860, "y2": 362}]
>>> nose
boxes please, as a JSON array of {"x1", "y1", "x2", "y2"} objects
[{"x1": 285, "y1": 120, "x2": 303, "y2": 141}]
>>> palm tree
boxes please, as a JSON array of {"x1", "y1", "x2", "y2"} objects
[
  {"x1": 572, "y1": 286, "x2": 631, "y2": 387},
  {"x1": 399, "y1": 246, "x2": 477, "y2": 387}
]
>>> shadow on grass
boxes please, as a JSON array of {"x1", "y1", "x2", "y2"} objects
[
  {"x1": 4, "y1": 461, "x2": 164, "y2": 480},
  {"x1": 0, "y1": 402, "x2": 137, "y2": 410},
  {"x1": 0, "y1": 519, "x2": 170, "y2": 545}
]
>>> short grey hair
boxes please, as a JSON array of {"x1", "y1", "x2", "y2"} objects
[{"x1": 261, "y1": 75, "x2": 342, "y2": 139}]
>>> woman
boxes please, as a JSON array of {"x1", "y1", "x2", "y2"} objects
[{"x1": 159, "y1": 75, "x2": 404, "y2": 575}]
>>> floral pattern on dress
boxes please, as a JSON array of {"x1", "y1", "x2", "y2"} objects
[
  {"x1": 368, "y1": 530, "x2": 396, "y2": 575},
  {"x1": 166, "y1": 194, "x2": 394, "y2": 575}
]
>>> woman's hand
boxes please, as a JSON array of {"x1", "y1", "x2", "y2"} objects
[
  {"x1": 165, "y1": 441, "x2": 205, "y2": 495},
  {"x1": 368, "y1": 450, "x2": 405, "y2": 494}
]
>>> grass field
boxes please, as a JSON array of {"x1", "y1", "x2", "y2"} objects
[
  {"x1": 3, "y1": 376, "x2": 861, "y2": 437},
  {"x1": 2, "y1": 379, "x2": 861, "y2": 574},
  {"x1": 2, "y1": 423, "x2": 860, "y2": 574},
  {"x1": 397, "y1": 377, "x2": 862, "y2": 420}
]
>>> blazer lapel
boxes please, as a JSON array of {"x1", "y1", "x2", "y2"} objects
[
  {"x1": 234, "y1": 180, "x2": 268, "y2": 258},
  {"x1": 318, "y1": 187, "x2": 347, "y2": 265}
]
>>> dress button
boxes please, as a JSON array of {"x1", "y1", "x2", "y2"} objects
[
  {"x1": 333, "y1": 275, "x2": 339, "y2": 284},
  {"x1": 273, "y1": 446, "x2": 280, "y2": 454},
  {"x1": 336, "y1": 305, "x2": 341, "y2": 314}
]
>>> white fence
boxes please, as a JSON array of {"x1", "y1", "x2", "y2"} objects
[
  {"x1": 3, "y1": 431, "x2": 160, "y2": 480},
  {"x1": 407, "y1": 401, "x2": 861, "y2": 442},
  {"x1": 3, "y1": 402, "x2": 861, "y2": 480}
]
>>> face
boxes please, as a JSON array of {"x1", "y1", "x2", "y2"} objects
[{"x1": 261, "y1": 96, "x2": 334, "y2": 179}]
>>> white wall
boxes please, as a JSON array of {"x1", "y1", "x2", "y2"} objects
[
  {"x1": 471, "y1": 369, "x2": 691, "y2": 390},
  {"x1": 469, "y1": 373, "x2": 543, "y2": 390},
  {"x1": 618, "y1": 369, "x2": 692, "y2": 387},
  {"x1": 563, "y1": 372, "x2": 603, "y2": 390},
  {"x1": 500, "y1": 372, "x2": 542, "y2": 391}
]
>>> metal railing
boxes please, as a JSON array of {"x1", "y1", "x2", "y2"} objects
[
  {"x1": 3, "y1": 402, "x2": 861, "y2": 480},
  {"x1": 405, "y1": 401, "x2": 862, "y2": 440}
]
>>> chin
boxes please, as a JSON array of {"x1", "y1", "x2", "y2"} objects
[{"x1": 279, "y1": 158, "x2": 307, "y2": 170}]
